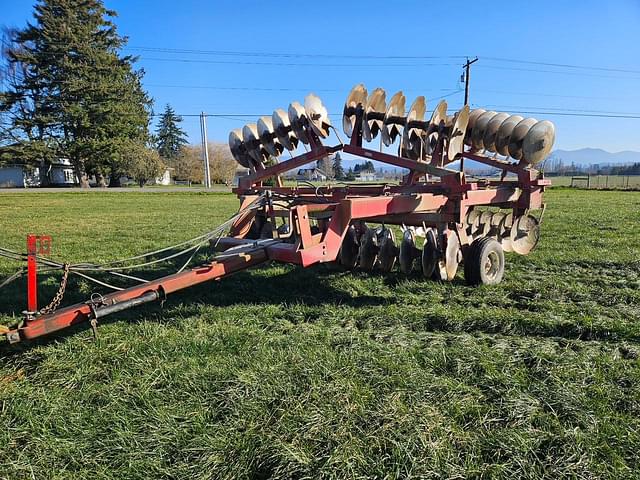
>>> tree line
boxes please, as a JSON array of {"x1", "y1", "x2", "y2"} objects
[{"x1": 544, "y1": 156, "x2": 640, "y2": 176}]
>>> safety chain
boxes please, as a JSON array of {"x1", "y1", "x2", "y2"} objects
[{"x1": 39, "y1": 263, "x2": 70, "y2": 315}]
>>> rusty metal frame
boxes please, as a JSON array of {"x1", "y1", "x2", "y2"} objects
[{"x1": 6, "y1": 108, "x2": 550, "y2": 344}]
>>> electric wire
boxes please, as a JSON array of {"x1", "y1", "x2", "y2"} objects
[
  {"x1": 70, "y1": 270, "x2": 124, "y2": 291},
  {"x1": 6, "y1": 39, "x2": 640, "y2": 74},
  {"x1": 482, "y1": 56, "x2": 640, "y2": 75}
]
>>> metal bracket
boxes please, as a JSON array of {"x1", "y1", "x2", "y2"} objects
[
  {"x1": 6, "y1": 330, "x2": 21, "y2": 344},
  {"x1": 90, "y1": 318, "x2": 99, "y2": 341}
]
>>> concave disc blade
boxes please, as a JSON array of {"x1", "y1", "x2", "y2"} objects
[
  {"x1": 229, "y1": 129, "x2": 252, "y2": 168},
  {"x1": 421, "y1": 227, "x2": 439, "y2": 278},
  {"x1": 510, "y1": 214, "x2": 540, "y2": 255},
  {"x1": 382, "y1": 91, "x2": 406, "y2": 146},
  {"x1": 437, "y1": 229, "x2": 460, "y2": 281},
  {"x1": 507, "y1": 117, "x2": 537, "y2": 160},
  {"x1": 522, "y1": 120, "x2": 556, "y2": 166},
  {"x1": 399, "y1": 229, "x2": 416, "y2": 274},
  {"x1": 288, "y1": 101, "x2": 310, "y2": 144},
  {"x1": 446, "y1": 105, "x2": 470, "y2": 161},
  {"x1": 363, "y1": 88, "x2": 386, "y2": 142},
  {"x1": 377, "y1": 228, "x2": 397, "y2": 272},
  {"x1": 273, "y1": 108, "x2": 298, "y2": 151},
  {"x1": 495, "y1": 115, "x2": 523, "y2": 156},
  {"x1": 343, "y1": 84, "x2": 367, "y2": 138},
  {"x1": 471, "y1": 111, "x2": 497, "y2": 151},
  {"x1": 482, "y1": 112, "x2": 510, "y2": 154},
  {"x1": 305, "y1": 93, "x2": 331, "y2": 138},
  {"x1": 358, "y1": 227, "x2": 378, "y2": 270},
  {"x1": 500, "y1": 212, "x2": 514, "y2": 252},
  {"x1": 339, "y1": 225, "x2": 360, "y2": 268},
  {"x1": 465, "y1": 108, "x2": 486, "y2": 147}
]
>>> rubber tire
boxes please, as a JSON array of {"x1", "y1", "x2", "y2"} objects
[{"x1": 464, "y1": 237, "x2": 505, "y2": 286}]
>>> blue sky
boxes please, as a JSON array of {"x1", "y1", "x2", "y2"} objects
[{"x1": 3, "y1": 0, "x2": 640, "y2": 152}]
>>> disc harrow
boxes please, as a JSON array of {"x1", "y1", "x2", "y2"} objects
[{"x1": 3, "y1": 83, "x2": 554, "y2": 344}]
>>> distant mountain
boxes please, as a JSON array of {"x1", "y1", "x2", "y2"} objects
[{"x1": 550, "y1": 148, "x2": 640, "y2": 166}]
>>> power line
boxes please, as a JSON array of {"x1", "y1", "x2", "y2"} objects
[
  {"x1": 475, "y1": 103, "x2": 640, "y2": 116},
  {"x1": 470, "y1": 110, "x2": 640, "y2": 119},
  {"x1": 6, "y1": 36, "x2": 640, "y2": 76},
  {"x1": 141, "y1": 57, "x2": 458, "y2": 67},
  {"x1": 195, "y1": 110, "x2": 640, "y2": 120},
  {"x1": 483, "y1": 56, "x2": 640, "y2": 75},
  {"x1": 474, "y1": 88, "x2": 633, "y2": 102},
  {"x1": 477, "y1": 64, "x2": 640, "y2": 81},
  {"x1": 126, "y1": 47, "x2": 468, "y2": 60},
  {"x1": 145, "y1": 83, "x2": 466, "y2": 95}
]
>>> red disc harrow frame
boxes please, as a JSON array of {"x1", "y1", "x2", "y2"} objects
[{"x1": 4, "y1": 110, "x2": 549, "y2": 344}]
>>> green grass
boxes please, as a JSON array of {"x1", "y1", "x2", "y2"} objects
[{"x1": 1, "y1": 189, "x2": 639, "y2": 479}]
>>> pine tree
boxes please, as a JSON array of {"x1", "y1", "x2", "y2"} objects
[
  {"x1": 332, "y1": 152, "x2": 345, "y2": 180},
  {"x1": 155, "y1": 104, "x2": 187, "y2": 162},
  {"x1": 0, "y1": 0, "x2": 152, "y2": 187},
  {"x1": 345, "y1": 167, "x2": 355, "y2": 181}
]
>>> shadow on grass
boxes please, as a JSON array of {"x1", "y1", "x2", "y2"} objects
[{"x1": 1, "y1": 257, "x2": 638, "y2": 357}]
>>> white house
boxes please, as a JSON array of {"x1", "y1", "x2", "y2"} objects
[
  {"x1": 355, "y1": 171, "x2": 379, "y2": 182},
  {"x1": 155, "y1": 167, "x2": 174, "y2": 186},
  {"x1": 47, "y1": 158, "x2": 77, "y2": 186},
  {"x1": 0, "y1": 159, "x2": 77, "y2": 188},
  {"x1": 297, "y1": 168, "x2": 327, "y2": 182},
  {"x1": 0, "y1": 164, "x2": 41, "y2": 188},
  {"x1": 0, "y1": 165, "x2": 28, "y2": 188}
]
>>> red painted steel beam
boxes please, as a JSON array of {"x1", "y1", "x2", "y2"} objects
[
  {"x1": 342, "y1": 145, "x2": 456, "y2": 179},
  {"x1": 239, "y1": 144, "x2": 340, "y2": 190},
  {"x1": 461, "y1": 152, "x2": 524, "y2": 175},
  {"x1": 16, "y1": 249, "x2": 269, "y2": 341}
]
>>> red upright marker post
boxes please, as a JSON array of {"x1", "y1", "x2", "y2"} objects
[{"x1": 26, "y1": 234, "x2": 38, "y2": 314}]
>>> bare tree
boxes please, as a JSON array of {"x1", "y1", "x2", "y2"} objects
[
  {"x1": 173, "y1": 145, "x2": 204, "y2": 184},
  {"x1": 208, "y1": 142, "x2": 237, "y2": 185}
]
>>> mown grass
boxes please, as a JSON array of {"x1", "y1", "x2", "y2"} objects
[{"x1": 0, "y1": 189, "x2": 639, "y2": 479}]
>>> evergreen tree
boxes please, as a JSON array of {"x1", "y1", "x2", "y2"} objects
[
  {"x1": 332, "y1": 152, "x2": 345, "y2": 180},
  {"x1": 155, "y1": 104, "x2": 187, "y2": 162},
  {"x1": 345, "y1": 167, "x2": 355, "y2": 181},
  {"x1": 0, "y1": 0, "x2": 152, "y2": 187}
]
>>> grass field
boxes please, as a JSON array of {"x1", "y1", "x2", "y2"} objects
[{"x1": 1, "y1": 189, "x2": 639, "y2": 479}]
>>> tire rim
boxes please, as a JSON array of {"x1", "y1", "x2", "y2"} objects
[{"x1": 484, "y1": 251, "x2": 501, "y2": 280}]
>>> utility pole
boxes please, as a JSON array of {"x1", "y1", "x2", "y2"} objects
[
  {"x1": 463, "y1": 57, "x2": 478, "y2": 106},
  {"x1": 200, "y1": 112, "x2": 211, "y2": 189},
  {"x1": 460, "y1": 57, "x2": 478, "y2": 173}
]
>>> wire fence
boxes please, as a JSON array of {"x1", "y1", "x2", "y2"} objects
[{"x1": 548, "y1": 175, "x2": 640, "y2": 190}]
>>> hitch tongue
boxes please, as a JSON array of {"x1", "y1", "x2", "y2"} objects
[{"x1": 90, "y1": 290, "x2": 160, "y2": 320}]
